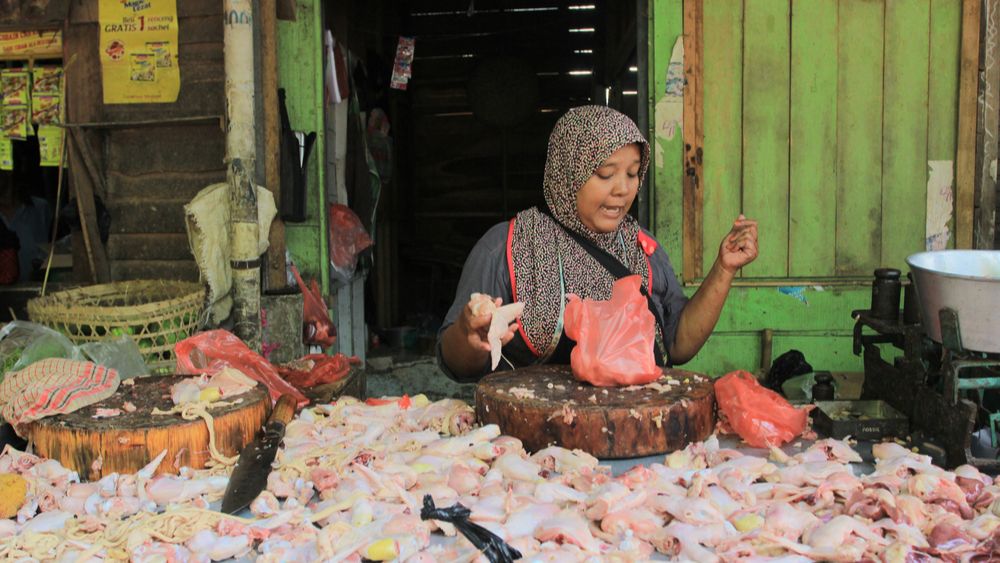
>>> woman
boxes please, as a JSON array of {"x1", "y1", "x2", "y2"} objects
[{"x1": 438, "y1": 105, "x2": 757, "y2": 381}]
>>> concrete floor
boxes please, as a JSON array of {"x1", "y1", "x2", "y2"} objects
[{"x1": 365, "y1": 353, "x2": 475, "y2": 403}]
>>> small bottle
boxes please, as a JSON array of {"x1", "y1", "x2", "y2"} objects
[
  {"x1": 811, "y1": 371, "x2": 835, "y2": 402},
  {"x1": 871, "y1": 268, "x2": 902, "y2": 321}
]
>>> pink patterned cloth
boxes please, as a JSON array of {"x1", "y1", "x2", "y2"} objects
[{"x1": 0, "y1": 358, "x2": 120, "y2": 426}]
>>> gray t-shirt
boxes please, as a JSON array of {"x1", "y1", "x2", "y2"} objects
[{"x1": 437, "y1": 222, "x2": 690, "y2": 382}]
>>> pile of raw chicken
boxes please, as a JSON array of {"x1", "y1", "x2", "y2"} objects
[{"x1": 2, "y1": 393, "x2": 1000, "y2": 562}]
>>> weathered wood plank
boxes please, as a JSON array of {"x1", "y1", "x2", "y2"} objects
[
  {"x1": 682, "y1": 0, "x2": 703, "y2": 280},
  {"x1": 105, "y1": 125, "x2": 225, "y2": 175},
  {"x1": 882, "y1": 0, "x2": 930, "y2": 268},
  {"x1": 928, "y1": 0, "x2": 962, "y2": 250},
  {"x1": 975, "y1": 0, "x2": 999, "y2": 248},
  {"x1": 741, "y1": 0, "x2": 789, "y2": 277},
  {"x1": 107, "y1": 234, "x2": 193, "y2": 261},
  {"x1": 107, "y1": 199, "x2": 189, "y2": 234},
  {"x1": 789, "y1": 0, "x2": 838, "y2": 277},
  {"x1": 101, "y1": 77, "x2": 225, "y2": 122},
  {"x1": 110, "y1": 260, "x2": 200, "y2": 281},
  {"x1": 701, "y1": 0, "x2": 743, "y2": 277},
  {"x1": 107, "y1": 170, "x2": 226, "y2": 200},
  {"x1": 67, "y1": 131, "x2": 111, "y2": 283},
  {"x1": 262, "y1": 0, "x2": 286, "y2": 289},
  {"x1": 956, "y1": 0, "x2": 982, "y2": 248},
  {"x1": 836, "y1": 0, "x2": 884, "y2": 275}
]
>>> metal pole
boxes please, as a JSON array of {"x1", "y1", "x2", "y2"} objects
[{"x1": 224, "y1": 0, "x2": 262, "y2": 350}]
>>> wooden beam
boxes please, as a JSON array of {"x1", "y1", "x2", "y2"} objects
[
  {"x1": 682, "y1": 0, "x2": 703, "y2": 280},
  {"x1": 976, "y1": 0, "x2": 999, "y2": 249},
  {"x1": 66, "y1": 132, "x2": 111, "y2": 283},
  {"x1": 956, "y1": 0, "x2": 982, "y2": 249},
  {"x1": 261, "y1": 0, "x2": 287, "y2": 289}
]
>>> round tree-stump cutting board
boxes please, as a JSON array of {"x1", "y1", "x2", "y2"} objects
[
  {"x1": 29, "y1": 375, "x2": 270, "y2": 480},
  {"x1": 475, "y1": 365, "x2": 715, "y2": 458}
]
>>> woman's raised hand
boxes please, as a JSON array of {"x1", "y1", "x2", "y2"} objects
[{"x1": 718, "y1": 214, "x2": 759, "y2": 274}]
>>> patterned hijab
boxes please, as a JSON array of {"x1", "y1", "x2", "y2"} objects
[{"x1": 510, "y1": 105, "x2": 651, "y2": 358}]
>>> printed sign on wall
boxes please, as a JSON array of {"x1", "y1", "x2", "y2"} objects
[{"x1": 99, "y1": 0, "x2": 180, "y2": 104}]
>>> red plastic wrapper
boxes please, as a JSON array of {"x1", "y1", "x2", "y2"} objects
[
  {"x1": 714, "y1": 370, "x2": 809, "y2": 448},
  {"x1": 290, "y1": 264, "x2": 336, "y2": 347},
  {"x1": 563, "y1": 275, "x2": 661, "y2": 387},
  {"x1": 328, "y1": 204, "x2": 373, "y2": 283},
  {"x1": 276, "y1": 353, "x2": 360, "y2": 389},
  {"x1": 174, "y1": 330, "x2": 308, "y2": 407}
]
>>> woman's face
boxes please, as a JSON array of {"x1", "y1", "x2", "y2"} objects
[{"x1": 575, "y1": 143, "x2": 641, "y2": 233}]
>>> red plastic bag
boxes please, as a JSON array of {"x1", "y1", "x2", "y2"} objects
[
  {"x1": 276, "y1": 353, "x2": 360, "y2": 388},
  {"x1": 290, "y1": 264, "x2": 336, "y2": 347},
  {"x1": 563, "y1": 275, "x2": 661, "y2": 387},
  {"x1": 329, "y1": 204, "x2": 373, "y2": 283},
  {"x1": 175, "y1": 330, "x2": 308, "y2": 407},
  {"x1": 714, "y1": 370, "x2": 809, "y2": 448}
]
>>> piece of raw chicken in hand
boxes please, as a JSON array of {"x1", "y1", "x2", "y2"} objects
[{"x1": 469, "y1": 293, "x2": 524, "y2": 371}]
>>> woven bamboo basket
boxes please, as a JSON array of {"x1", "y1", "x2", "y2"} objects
[{"x1": 27, "y1": 280, "x2": 207, "y2": 372}]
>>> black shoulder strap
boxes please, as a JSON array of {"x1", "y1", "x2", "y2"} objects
[{"x1": 540, "y1": 210, "x2": 668, "y2": 366}]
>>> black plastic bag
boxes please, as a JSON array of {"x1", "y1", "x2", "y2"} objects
[
  {"x1": 420, "y1": 495, "x2": 521, "y2": 563},
  {"x1": 765, "y1": 350, "x2": 813, "y2": 393}
]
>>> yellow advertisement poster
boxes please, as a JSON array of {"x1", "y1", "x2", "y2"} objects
[{"x1": 99, "y1": 0, "x2": 179, "y2": 104}]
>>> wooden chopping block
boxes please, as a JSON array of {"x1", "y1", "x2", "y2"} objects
[
  {"x1": 476, "y1": 365, "x2": 715, "y2": 458},
  {"x1": 29, "y1": 375, "x2": 270, "y2": 480}
]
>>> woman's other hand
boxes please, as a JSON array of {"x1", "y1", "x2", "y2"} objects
[{"x1": 718, "y1": 215, "x2": 758, "y2": 274}]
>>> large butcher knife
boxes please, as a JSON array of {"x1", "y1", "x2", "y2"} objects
[{"x1": 220, "y1": 393, "x2": 298, "y2": 514}]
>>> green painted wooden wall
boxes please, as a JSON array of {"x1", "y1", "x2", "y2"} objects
[
  {"x1": 648, "y1": 0, "x2": 963, "y2": 377},
  {"x1": 278, "y1": 0, "x2": 329, "y2": 293}
]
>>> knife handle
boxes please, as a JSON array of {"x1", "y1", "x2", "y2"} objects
[{"x1": 269, "y1": 394, "x2": 298, "y2": 425}]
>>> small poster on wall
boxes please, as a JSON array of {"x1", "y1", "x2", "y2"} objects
[
  {"x1": 37, "y1": 125, "x2": 63, "y2": 167},
  {"x1": 32, "y1": 94, "x2": 60, "y2": 124},
  {"x1": 1, "y1": 106, "x2": 30, "y2": 140},
  {"x1": 0, "y1": 70, "x2": 30, "y2": 106},
  {"x1": 31, "y1": 67, "x2": 62, "y2": 95},
  {"x1": 99, "y1": 0, "x2": 180, "y2": 104},
  {"x1": 0, "y1": 138, "x2": 12, "y2": 171}
]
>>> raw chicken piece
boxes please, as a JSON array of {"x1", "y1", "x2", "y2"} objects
[
  {"x1": 802, "y1": 514, "x2": 888, "y2": 553},
  {"x1": 494, "y1": 453, "x2": 543, "y2": 482},
  {"x1": 651, "y1": 521, "x2": 735, "y2": 562},
  {"x1": 131, "y1": 541, "x2": 194, "y2": 563},
  {"x1": 584, "y1": 482, "x2": 633, "y2": 520},
  {"x1": 530, "y1": 447, "x2": 599, "y2": 474},
  {"x1": 794, "y1": 438, "x2": 863, "y2": 464},
  {"x1": 186, "y1": 529, "x2": 252, "y2": 561},
  {"x1": 505, "y1": 502, "x2": 562, "y2": 538},
  {"x1": 534, "y1": 481, "x2": 588, "y2": 504},
  {"x1": 660, "y1": 495, "x2": 728, "y2": 525},
  {"x1": 600, "y1": 507, "x2": 663, "y2": 538},
  {"x1": 761, "y1": 502, "x2": 820, "y2": 540},
  {"x1": 535, "y1": 510, "x2": 607, "y2": 554}
]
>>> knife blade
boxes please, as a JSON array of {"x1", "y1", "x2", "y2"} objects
[{"x1": 220, "y1": 393, "x2": 298, "y2": 514}]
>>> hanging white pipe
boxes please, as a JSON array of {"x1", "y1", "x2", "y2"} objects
[{"x1": 223, "y1": 0, "x2": 261, "y2": 349}]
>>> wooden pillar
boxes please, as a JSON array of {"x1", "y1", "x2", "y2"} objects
[
  {"x1": 681, "y1": 0, "x2": 703, "y2": 280},
  {"x1": 261, "y1": 0, "x2": 287, "y2": 288},
  {"x1": 224, "y1": 0, "x2": 262, "y2": 350},
  {"x1": 956, "y1": 0, "x2": 982, "y2": 249},
  {"x1": 975, "y1": 0, "x2": 999, "y2": 249}
]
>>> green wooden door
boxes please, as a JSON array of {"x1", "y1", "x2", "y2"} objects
[{"x1": 700, "y1": 0, "x2": 961, "y2": 279}]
